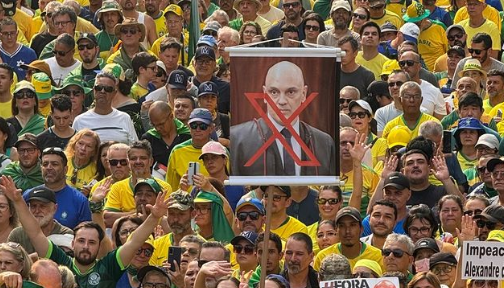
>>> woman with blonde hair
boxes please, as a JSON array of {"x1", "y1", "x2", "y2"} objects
[
  {"x1": 64, "y1": 128, "x2": 100, "y2": 194},
  {"x1": 0, "y1": 242, "x2": 32, "y2": 280}
]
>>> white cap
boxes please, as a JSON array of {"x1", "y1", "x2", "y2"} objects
[
  {"x1": 476, "y1": 134, "x2": 499, "y2": 150},
  {"x1": 400, "y1": 23, "x2": 420, "y2": 40},
  {"x1": 349, "y1": 99, "x2": 373, "y2": 116}
]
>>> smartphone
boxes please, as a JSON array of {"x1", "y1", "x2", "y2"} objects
[
  {"x1": 187, "y1": 162, "x2": 200, "y2": 185},
  {"x1": 168, "y1": 246, "x2": 183, "y2": 272},
  {"x1": 498, "y1": 109, "x2": 503, "y2": 118},
  {"x1": 442, "y1": 130, "x2": 452, "y2": 154}
]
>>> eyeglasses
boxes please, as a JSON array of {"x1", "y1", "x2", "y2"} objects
[
  {"x1": 195, "y1": 206, "x2": 211, "y2": 214},
  {"x1": 316, "y1": 198, "x2": 340, "y2": 205},
  {"x1": 136, "y1": 247, "x2": 154, "y2": 257},
  {"x1": 14, "y1": 91, "x2": 36, "y2": 99},
  {"x1": 0, "y1": 31, "x2": 16, "y2": 38},
  {"x1": 477, "y1": 166, "x2": 487, "y2": 174},
  {"x1": 388, "y1": 81, "x2": 404, "y2": 88},
  {"x1": 189, "y1": 122, "x2": 209, "y2": 130},
  {"x1": 400, "y1": 94, "x2": 422, "y2": 101},
  {"x1": 468, "y1": 48, "x2": 484, "y2": 55},
  {"x1": 283, "y1": 2, "x2": 300, "y2": 8},
  {"x1": 398, "y1": 60, "x2": 418, "y2": 67},
  {"x1": 62, "y1": 89, "x2": 83, "y2": 97},
  {"x1": 94, "y1": 85, "x2": 115, "y2": 93},
  {"x1": 447, "y1": 33, "x2": 464, "y2": 41},
  {"x1": 408, "y1": 226, "x2": 431, "y2": 235},
  {"x1": 432, "y1": 265, "x2": 454, "y2": 275},
  {"x1": 237, "y1": 211, "x2": 261, "y2": 221},
  {"x1": 143, "y1": 283, "x2": 168, "y2": 288},
  {"x1": 234, "y1": 244, "x2": 255, "y2": 254},
  {"x1": 476, "y1": 220, "x2": 497, "y2": 230},
  {"x1": 109, "y1": 159, "x2": 128, "y2": 166},
  {"x1": 339, "y1": 98, "x2": 352, "y2": 104},
  {"x1": 353, "y1": 13, "x2": 367, "y2": 20},
  {"x1": 474, "y1": 281, "x2": 499, "y2": 288},
  {"x1": 183, "y1": 247, "x2": 199, "y2": 256},
  {"x1": 491, "y1": 171, "x2": 504, "y2": 178},
  {"x1": 120, "y1": 27, "x2": 138, "y2": 35},
  {"x1": 370, "y1": 4, "x2": 385, "y2": 9},
  {"x1": 54, "y1": 20, "x2": 72, "y2": 27},
  {"x1": 18, "y1": 147, "x2": 38, "y2": 155},
  {"x1": 382, "y1": 248, "x2": 409, "y2": 258},
  {"x1": 198, "y1": 260, "x2": 209, "y2": 268},
  {"x1": 263, "y1": 193, "x2": 288, "y2": 202},
  {"x1": 353, "y1": 272, "x2": 374, "y2": 278},
  {"x1": 305, "y1": 24, "x2": 320, "y2": 31},
  {"x1": 463, "y1": 209, "x2": 483, "y2": 216},
  {"x1": 78, "y1": 43, "x2": 96, "y2": 51},
  {"x1": 52, "y1": 49, "x2": 73, "y2": 56},
  {"x1": 119, "y1": 227, "x2": 137, "y2": 236},
  {"x1": 0, "y1": 204, "x2": 8, "y2": 212},
  {"x1": 348, "y1": 111, "x2": 368, "y2": 119},
  {"x1": 196, "y1": 59, "x2": 213, "y2": 66}
]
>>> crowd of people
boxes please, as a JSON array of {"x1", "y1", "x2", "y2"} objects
[{"x1": 0, "y1": 0, "x2": 502, "y2": 286}]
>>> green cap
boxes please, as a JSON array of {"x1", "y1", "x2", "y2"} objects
[
  {"x1": 32, "y1": 72, "x2": 53, "y2": 100},
  {"x1": 134, "y1": 178, "x2": 162, "y2": 194},
  {"x1": 102, "y1": 63, "x2": 125, "y2": 81},
  {"x1": 55, "y1": 75, "x2": 92, "y2": 94}
]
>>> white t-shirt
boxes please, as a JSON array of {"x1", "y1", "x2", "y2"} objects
[
  {"x1": 72, "y1": 109, "x2": 139, "y2": 145},
  {"x1": 45, "y1": 57, "x2": 81, "y2": 87},
  {"x1": 375, "y1": 103, "x2": 403, "y2": 133},
  {"x1": 420, "y1": 80, "x2": 447, "y2": 116}
]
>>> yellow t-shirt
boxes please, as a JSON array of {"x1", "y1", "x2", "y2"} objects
[
  {"x1": 104, "y1": 176, "x2": 173, "y2": 212},
  {"x1": 166, "y1": 140, "x2": 209, "y2": 190},
  {"x1": 12, "y1": 8, "x2": 32, "y2": 42},
  {"x1": 434, "y1": 53, "x2": 448, "y2": 73},
  {"x1": 30, "y1": 16, "x2": 43, "y2": 41},
  {"x1": 313, "y1": 242, "x2": 384, "y2": 271},
  {"x1": 459, "y1": 19, "x2": 501, "y2": 51},
  {"x1": 369, "y1": 9, "x2": 404, "y2": 30},
  {"x1": 356, "y1": 52, "x2": 390, "y2": 80},
  {"x1": 454, "y1": 5, "x2": 501, "y2": 31},
  {"x1": 371, "y1": 137, "x2": 387, "y2": 168},
  {"x1": 38, "y1": 17, "x2": 99, "y2": 35},
  {"x1": 150, "y1": 12, "x2": 167, "y2": 38},
  {"x1": 456, "y1": 151, "x2": 477, "y2": 172},
  {"x1": 386, "y1": 1, "x2": 407, "y2": 18},
  {"x1": 65, "y1": 158, "x2": 97, "y2": 191},
  {"x1": 56, "y1": 0, "x2": 90, "y2": 6},
  {"x1": 39, "y1": 104, "x2": 51, "y2": 118},
  {"x1": 307, "y1": 222, "x2": 322, "y2": 256},
  {"x1": 130, "y1": 82, "x2": 149, "y2": 101},
  {"x1": 418, "y1": 21, "x2": 448, "y2": 71},
  {"x1": 269, "y1": 216, "x2": 308, "y2": 242},
  {"x1": 0, "y1": 99, "x2": 12, "y2": 119},
  {"x1": 150, "y1": 31, "x2": 190, "y2": 67},
  {"x1": 484, "y1": 99, "x2": 495, "y2": 115},
  {"x1": 150, "y1": 232, "x2": 175, "y2": 266},
  {"x1": 382, "y1": 113, "x2": 441, "y2": 139},
  {"x1": 341, "y1": 164, "x2": 379, "y2": 217}
]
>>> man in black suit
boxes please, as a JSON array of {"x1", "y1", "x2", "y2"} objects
[{"x1": 231, "y1": 61, "x2": 336, "y2": 176}]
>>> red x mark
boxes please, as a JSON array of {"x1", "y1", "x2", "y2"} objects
[{"x1": 243, "y1": 92, "x2": 321, "y2": 167}]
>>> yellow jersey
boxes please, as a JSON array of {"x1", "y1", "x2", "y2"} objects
[
  {"x1": 459, "y1": 19, "x2": 501, "y2": 51},
  {"x1": 386, "y1": 1, "x2": 407, "y2": 18},
  {"x1": 454, "y1": 5, "x2": 501, "y2": 31},
  {"x1": 269, "y1": 216, "x2": 308, "y2": 242},
  {"x1": 166, "y1": 139, "x2": 210, "y2": 190},
  {"x1": 341, "y1": 164, "x2": 379, "y2": 217},
  {"x1": 150, "y1": 233, "x2": 206, "y2": 266},
  {"x1": 150, "y1": 12, "x2": 167, "y2": 38},
  {"x1": 382, "y1": 113, "x2": 440, "y2": 139},
  {"x1": 0, "y1": 99, "x2": 12, "y2": 119},
  {"x1": 456, "y1": 151, "x2": 477, "y2": 172},
  {"x1": 369, "y1": 9, "x2": 404, "y2": 30},
  {"x1": 418, "y1": 21, "x2": 448, "y2": 71},
  {"x1": 65, "y1": 158, "x2": 97, "y2": 191},
  {"x1": 313, "y1": 242, "x2": 384, "y2": 271},
  {"x1": 356, "y1": 52, "x2": 390, "y2": 80}
]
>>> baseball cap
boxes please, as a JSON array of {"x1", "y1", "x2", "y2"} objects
[
  {"x1": 400, "y1": 23, "x2": 420, "y2": 43},
  {"x1": 156, "y1": 61, "x2": 167, "y2": 74},
  {"x1": 0, "y1": 0, "x2": 16, "y2": 16},
  {"x1": 231, "y1": 231, "x2": 258, "y2": 246},
  {"x1": 188, "y1": 108, "x2": 213, "y2": 125},
  {"x1": 368, "y1": 81, "x2": 391, "y2": 98},
  {"x1": 102, "y1": 63, "x2": 126, "y2": 81},
  {"x1": 486, "y1": 157, "x2": 504, "y2": 172},
  {"x1": 429, "y1": 252, "x2": 457, "y2": 269},
  {"x1": 235, "y1": 197, "x2": 265, "y2": 215},
  {"x1": 260, "y1": 186, "x2": 291, "y2": 197},
  {"x1": 13, "y1": 81, "x2": 35, "y2": 94},
  {"x1": 447, "y1": 46, "x2": 465, "y2": 58},
  {"x1": 348, "y1": 100, "x2": 373, "y2": 116},
  {"x1": 199, "y1": 141, "x2": 227, "y2": 159},
  {"x1": 381, "y1": 23, "x2": 398, "y2": 33},
  {"x1": 476, "y1": 205, "x2": 504, "y2": 224},
  {"x1": 26, "y1": 187, "x2": 57, "y2": 204},
  {"x1": 335, "y1": 206, "x2": 361, "y2": 224},
  {"x1": 20, "y1": 60, "x2": 52, "y2": 79},
  {"x1": 381, "y1": 60, "x2": 400, "y2": 76},
  {"x1": 198, "y1": 81, "x2": 219, "y2": 98},
  {"x1": 137, "y1": 266, "x2": 171, "y2": 285},
  {"x1": 203, "y1": 21, "x2": 221, "y2": 33},
  {"x1": 134, "y1": 178, "x2": 162, "y2": 194},
  {"x1": 168, "y1": 190, "x2": 194, "y2": 210},
  {"x1": 48, "y1": 234, "x2": 74, "y2": 250},
  {"x1": 476, "y1": 134, "x2": 499, "y2": 150},
  {"x1": 413, "y1": 238, "x2": 440, "y2": 257},
  {"x1": 354, "y1": 259, "x2": 383, "y2": 277},
  {"x1": 77, "y1": 32, "x2": 98, "y2": 45},
  {"x1": 330, "y1": 0, "x2": 351, "y2": 13},
  {"x1": 15, "y1": 133, "x2": 37, "y2": 148},
  {"x1": 487, "y1": 230, "x2": 504, "y2": 242},
  {"x1": 168, "y1": 70, "x2": 188, "y2": 90},
  {"x1": 197, "y1": 35, "x2": 218, "y2": 47},
  {"x1": 32, "y1": 72, "x2": 53, "y2": 100},
  {"x1": 164, "y1": 4, "x2": 182, "y2": 16},
  {"x1": 446, "y1": 24, "x2": 465, "y2": 35},
  {"x1": 368, "y1": 0, "x2": 386, "y2": 8},
  {"x1": 195, "y1": 46, "x2": 216, "y2": 60},
  {"x1": 386, "y1": 126, "x2": 412, "y2": 149},
  {"x1": 383, "y1": 172, "x2": 410, "y2": 190}
]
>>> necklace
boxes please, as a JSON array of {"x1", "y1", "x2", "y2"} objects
[{"x1": 105, "y1": 31, "x2": 118, "y2": 49}]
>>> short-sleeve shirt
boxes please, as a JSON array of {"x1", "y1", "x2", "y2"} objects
[
  {"x1": 420, "y1": 80, "x2": 447, "y2": 116},
  {"x1": 341, "y1": 164, "x2": 379, "y2": 217},
  {"x1": 369, "y1": 9, "x2": 404, "y2": 29},
  {"x1": 355, "y1": 52, "x2": 390, "y2": 80},
  {"x1": 166, "y1": 139, "x2": 210, "y2": 190},
  {"x1": 375, "y1": 103, "x2": 403, "y2": 133},
  {"x1": 459, "y1": 19, "x2": 501, "y2": 51},
  {"x1": 407, "y1": 184, "x2": 447, "y2": 208},
  {"x1": 418, "y1": 21, "x2": 448, "y2": 71},
  {"x1": 286, "y1": 188, "x2": 320, "y2": 226},
  {"x1": 382, "y1": 113, "x2": 440, "y2": 139},
  {"x1": 270, "y1": 216, "x2": 308, "y2": 242},
  {"x1": 46, "y1": 241, "x2": 126, "y2": 288},
  {"x1": 313, "y1": 242, "x2": 383, "y2": 271}
]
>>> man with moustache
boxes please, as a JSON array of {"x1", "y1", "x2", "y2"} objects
[
  {"x1": 317, "y1": 0, "x2": 359, "y2": 47},
  {"x1": 382, "y1": 234, "x2": 414, "y2": 279},
  {"x1": 266, "y1": 0, "x2": 305, "y2": 46},
  {"x1": 282, "y1": 232, "x2": 318, "y2": 288},
  {"x1": 144, "y1": 0, "x2": 166, "y2": 37},
  {"x1": 434, "y1": 25, "x2": 468, "y2": 73},
  {"x1": 220, "y1": 0, "x2": 240, "y2": 21},
  {"x1": 104, "y1": 140, "x2": 172, "y2": 227},
  {"x1": 67, "y1": 33, "x2": 105, "y2": 91},
  {"x1": 117, "y1": 0, "x2": 157, "y2": 47},
  {"x1": 361, "y1": 200, "x2": 399, "y2": 250}
]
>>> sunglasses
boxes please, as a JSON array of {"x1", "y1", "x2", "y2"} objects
[
  {"x1": 468, "y1": 48, "x2": 483, "y2": 55},
  {"x1": 305, "y1": 24, "x2": 320, "y2": 31},
  {"x1": 447, "y1": 33, "x2": 464, "y2": 41},
  {"x1": 282, "y1": 2, "x2": 300, "y2": 8},
  {"x1": 348, "y1": 111, "x2": 368, "y2": 119},
  {"x1": 263, "y1": 193, "x2": 288, "y2": 202},
  {"x1": 78, "y1": 43, "x2": 96, "y2": 51},
  {"x1": 388, "y1": 81, "x2": 404, "y2": 87},
  {"x1": 189, "y1": 122, "x2": 209, "y2": 130},
  {"x1": 477, "y1": 166, "x2": 487, "y2": 174},
  {"x1": 432, "y1": 265, "x2": 454, "y2": 275},
  {"x1": 476, "y1": 220, "x2": 497, "y2": 230},
  {"x1": 316, "y1": 198, "x2": 340, "y2": 205},
  {"x1": 353, "y1": 13, "x2": 367, "y2": 20},
  {"x1": 94, "y1": 85, "x2": 115, "y2": 93},
  {"x1": 370, "y1": 4, "x2": 385, "y2": 9},
  {"x1": 52, "y1": 49, "x2": 72, "y2": 56},
  {"x1": 136, "y1": 248, "x2": 154, "y2": 257},
  {"x1": 237, "y1": 211, "x2": 261, "y2": 221},
  {"x1": 339, "y1": 98, "x2": 352, "y2": 104},
  {"x1": 398, "y1": 60, "x2": 418, "y2": 67},
  {"x1": 463, "y1": 209, "x2": 483, "y2": 216},
  {"x1": 353, "y1": 272, "x2": 374, "y2": 278},
  {"x1": 109, "y1": 159, "x2": 128, "y2": 166},
  {"x1": 382, "y1": 248, "x2": 409, "y2": 258},
  {"x1": 63, "y1": 89, "x2": 82, "y2": 97},
  {"x1": 120, "y1": 27, "x2": 138, "y2": 35},
  {"x1": 233, "y1": 244, "x2": 255, "y2": 254},
  {"x1": 14, "y1": 91, "x2": 36, "y2": 99}
]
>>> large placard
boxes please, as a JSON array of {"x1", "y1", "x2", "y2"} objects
[
  {"x1": 320, "y1": 277, "x2": 400, "y2": 288},
  {"x1": 462, "y1": 241, "x2": 504, "y2": 280}
]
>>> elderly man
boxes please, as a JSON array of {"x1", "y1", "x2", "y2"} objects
[
  {"x1": 44, "y1": 33, "x2": 81, "y2": 86},
  {"x1": 107, "y1": 18, "x2": 148, "y2": 72},
  {"x1": 485, "y1": 157, "x2": 504, "y2": 206},
  {"x1": 317, "y1": 0, "x2": 359, "y2": 47},
  {"x1": 382, "y1": 234, "x2": 414, "y2": 280},
  {"x1": 95, "y1": 1, "x2": 124, "y2": 59},
  {"x1": 39, "y1": 6, "x2": 80, "y2": 61},
  {"x1": 375, "y1": 70, "x2": 410, "y2": 136},
  {"x1": 8, "y1": 187, "x2": 73, "y2": 254},
  {"x1": 339, "y1": 36, "x2": 375, "y2": 99},
  {"x1": 484, "y1": 70, "x2": 504, "y2": 114},
  {"x1": 137, "y1": 266, "x2": 172, "y2": 288},
  {"x1": 229, "y1": 0, "x2": 271, "y2": 36},
  {"x1": 217, "y1": 27, "x2": 239, "y2": 66},
  {"x1": 0, "y1": 18, "x2": 37, "y2": 81},
  {"x1": 90, "y1": 143, "x2": 131, "y2": 194}
]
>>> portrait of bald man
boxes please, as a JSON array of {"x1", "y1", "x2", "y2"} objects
[{"x1": 231, "y1": 61, "x2": 336, "y2": 176}]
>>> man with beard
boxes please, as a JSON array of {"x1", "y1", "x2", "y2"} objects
[
  {"x1": 144, "y1": 0, "x2": 166, "y2": 38},
  {"x1": 382, "y1": 234, "x2": 414, "y2": 280},
  {"x1": 282, "y1": 232, "x2": 318, "y2": 288},
  {"x1": 434, "y1": 25, "x2": 468, "y2": 73},
  {"x1": 375, "y1": 71, "x2": 410, "y2": 136},
  {"x1": 317, "y1": 0, "x2": 359, "y2": 47},
  {"x1": 104, "y1": 140, "x2": 171, "y2": 227},
  {"x1": 117, "y1": 0, "x2": 157, "y2": 47},
  {"x1": 95, "y1": 1, "x2": 124, "y2": 59},
  {"x1": 266, "y1": 0, "x2": 304, "y2": 47},
  {"x1": 2, "y1": 134, "x2": 43, "y2": 191},
  {"x1": 90, "y1": 143, "x2": 131, "y2": 194},
  {"x1": 314, "y1": 207, "x2": 383, "y2": 271},
  {"x1": 220, "y1": 0, "x2": 240, "y2": 21},
  {"x1": 22, "y1": 147, "x2": 91, "y2": 229},
  {"x1": 361, "y1": 200, "x2": 398, "y2": 250},
  {"x1": 474, "y1": 205, "x2": 504, "y2": 240},
  {"x1": 8, "y1": 187, "x2": 73, "y2": 254},
  {"x1": 1, "y1": 172, "x2": 171, "y2": 288},
  {"x1": 484, "y1": 70, "x2": 504, "y2": 114},
  {"x1": 150, "y1": 191, "x2": 197, "y2": 266},
  {"x1": 67, "y1": 33, "x2": 105, "y2": 92}
]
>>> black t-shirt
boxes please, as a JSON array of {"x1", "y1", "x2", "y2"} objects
[
  {"x1": 30, "y1": 33, "x2": 57, "y2": 58},
  {"x1": 340, "y1": 66, "x2": 375, "y2": 101},
  {"x1": 407, "y1": 184, "x2": 447, "y2": 208},
  {"x1": 286, "y1": 188, "x2": 320, "y2": 226},
  {"x1": 141, "y1": 132, "x2": 191, "y2": 167},
  {"x1": 37, "y1": 128, "x2": 76, "y2": 151}
]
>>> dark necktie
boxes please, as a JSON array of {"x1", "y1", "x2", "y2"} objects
[{"x1": 281, "y1": 128, "x2": 295, "y2": 175}]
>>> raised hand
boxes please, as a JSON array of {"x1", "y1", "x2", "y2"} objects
[
  {"x1": 348, "y1": 132, "x2": 370, "y2": 162},
  {"x1": 239, "y1": 270, "x2": 253, "y2": 288},
  {"x1": 201, "y1": 261, "x2": 233, "y2": 278},
  {"x1": 0, "y1": 176, "x2": 23, "y2": 202},
  {"x1": 91, "y1": 178, "x2": 113, "y2": 203},
  {"x1": 456, "y1": 215, "x2": 477, "y2": 244},
  {"x1": 147, "y1": 190, "x2": 169, "y2": 219},
  {"x1": 180, "y1": 174, "x2": 190, "y2": 191},
  {"x1": 381, "y1": 155, "x2": 399, "y2": 179},
  {"x1": 193, "y1": 173, "x2": 213, "y2": 192},
  {"x1": 167, "y1": 260, "x2": 184, "y2": 288},
  {"x1": 431, "y1": 155, "x2": 449, "y2": 181}
]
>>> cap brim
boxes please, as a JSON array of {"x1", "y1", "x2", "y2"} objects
[
  {"x1": 485, "y1": 158, "x2": 504, "y2": 172},
  {"x1": 168, "y1": 84, "x2": 186, "y2": 90},
  {"x1": 188, "y1": 118, "x2": 212, "y2": 125},
  {"x1": 403, "y1": 11, "x2": 430, "y2": 22},
  {"x1": 235, "y1": 202, "x2": 264, "y2": 214},
  {"x1": 168, "y1": 203, "x2": 191, "y2": 211},
  {"x1": 198, "y1": 151, "x2": 226, "y2": 160},
  {"x1": 381, "y1": 29, "x2": 398, "y2": 33},
  {"x1": 477, "y1": 212, "x2": 498, "y2": 223},
  {"x1": 336, "y1": 213, "x2": 360, "y2": 223},
  {"x1": 383, "y1": 183, "x2": 407, "y2": 190},
  {"x1": 14, "y1": 139, "x2": 37, "y2": 148},
  {"x1": 197, "y1": 91, "x2": 218, "y2": 98},
  {"x1": 36, "y1": 91, "x2": 53, "y2": 100},
  {"x1": 403, "y1": 35, "x2": 418, "y2": 43},
  {"x1": 28, "y1": 197, "x2": 53, "y2": 203},
  {"x1": 230, "y1": 235, "x2": 254, "y2": 245}
]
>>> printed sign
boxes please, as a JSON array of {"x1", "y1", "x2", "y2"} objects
[
  {"x1": 462, "y1": 241, "x2": 504, "y2": 280},
  {"x1": 320, "y1": 277, "x2": 400, "y2": 288}
]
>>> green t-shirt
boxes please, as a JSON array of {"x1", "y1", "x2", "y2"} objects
[
  {"x1": 96, "y1": 31, "x2": 119, "y2": 54},
  {"x1": 46, "y1": 241, "x2": 126, "y2": 288}
]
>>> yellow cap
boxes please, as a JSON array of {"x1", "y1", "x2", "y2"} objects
[
  {"x1": 381, "y1": 60, "x2": 400, "y2": 76},
  {"x1": 458, "y1": 58, "x2": 487, "y2": 77},
  {"x1": 354, "y1": 259, "x2": 383, "y2": 277},
  {"x1": 487, "y1": 230, "x2": 504, "y2": 242},
  {"x1": 403, "y1": 1, "x2": 430, "y2": 22},
  {"x1": 387, "y1": 126, "x2": 412, "y2": 149},
  {"x1": 164, "y1": 4, "x2": 182, "y2": 17},
  {"x1": 31, "y1": 72, "x2": 52, "y2": 100},
  {"x1": 127, "y1": 234, "x2": 155, "y2": 248}
]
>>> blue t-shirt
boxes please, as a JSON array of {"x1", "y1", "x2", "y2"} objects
[
  {"x1": 361, "y1": 214, "x2": 407, "y2": 237},
  {"x1": 24, "y1": 185, "x2": 92, "y2": 229},
  {"x1": 427, "y1": 6, "x2": 452, "y2": 29},
  {"x1": 0, "y1": 45, "x2": 37, "y2": 81},
  {"x1": 225, "y1": 185, "x2": 246, "y2": 212}
]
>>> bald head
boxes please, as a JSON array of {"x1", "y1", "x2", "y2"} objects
[
  {"x1": 400, "y1": 51, "x2": 420, "y2": 62},
  {"x1": 30, "y1": 259, "x2": 62, "y2": 288},
  {"x1": 265, "y1": 61, "x2": 305, "y2": 87},
  {"x1": 149, "y1": 101, "x2": 173, "y2": 117}
]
